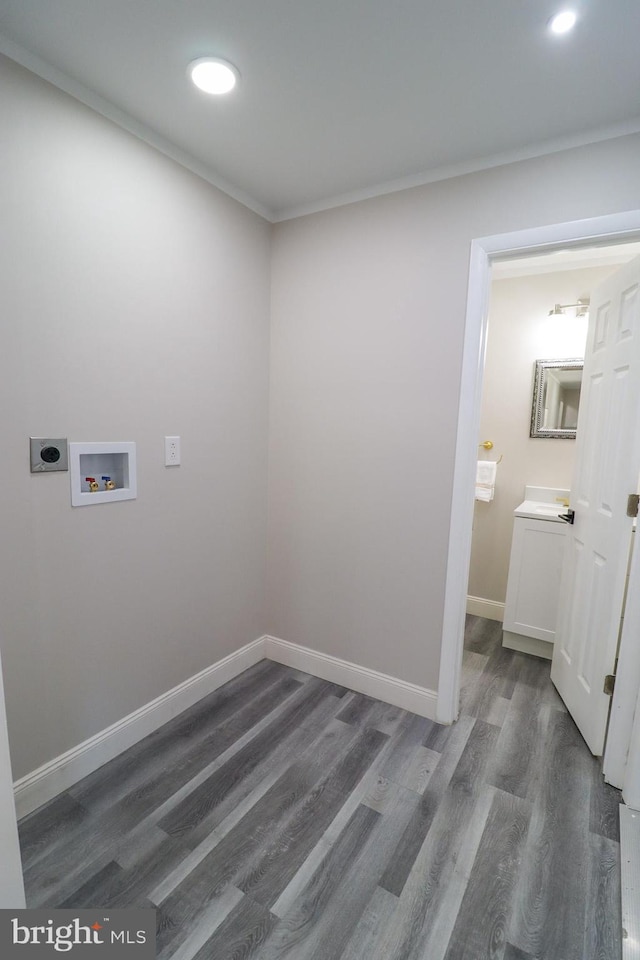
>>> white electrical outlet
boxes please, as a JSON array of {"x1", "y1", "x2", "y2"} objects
[{"x1": 164, "y1": 436, "x2": 181, "y2": 466}]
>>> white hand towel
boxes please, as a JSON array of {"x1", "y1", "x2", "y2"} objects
[{"x1": 475, "y1": 460, "x2": 497, "y2": 502}]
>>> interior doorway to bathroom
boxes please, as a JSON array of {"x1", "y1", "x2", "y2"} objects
[
  {"x1": 439, "y1": 210, "x2": 640, "y2": 804},
  {"x1": 466, "y1": 246, "x2": 636, "y2": 634}
]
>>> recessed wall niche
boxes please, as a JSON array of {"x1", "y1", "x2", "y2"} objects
[{"x1": 69, "y1": 442, "x2": 137, "y2": 507}]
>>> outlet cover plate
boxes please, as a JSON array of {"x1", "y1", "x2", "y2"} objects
[
  {"x1": 30, "y1": 437, "x2": 69, "y2": 473},
  {"x1": 165, "y1": 436, "x2": 181, "y2": 466}
]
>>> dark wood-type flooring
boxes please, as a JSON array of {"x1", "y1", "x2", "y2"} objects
[{"x1": 18, "y1": 616, "x2": 622, "y2": 959}]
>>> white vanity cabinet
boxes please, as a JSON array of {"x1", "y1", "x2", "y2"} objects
[{"x1": 502, "y1": 499, "x2": 569, "y2": 660}]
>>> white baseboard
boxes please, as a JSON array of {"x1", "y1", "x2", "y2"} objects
[
  {"x1": 466, "y1": 596, "x2": 505, "y2": 621},
  {"x1": 13, "y1": 637, "x2": 266, "y2": 820},
  {"x1": 14, "y1": 634, "x2": 440, "y2": 819},
  {"x1": 264, "y1": 636, "x2": 438, "y2": 720}
]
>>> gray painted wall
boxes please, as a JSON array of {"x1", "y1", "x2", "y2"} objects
[
  {"x1": 0, "y1": 55, "x2": 271, "y2": 780},
  {"x1": 268, "y1": 136, "x2": 640, "y2": 691}
]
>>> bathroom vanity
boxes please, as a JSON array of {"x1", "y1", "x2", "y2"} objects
[{"x1": 502, "y1": 486, "x2": 570, "y2": 660}]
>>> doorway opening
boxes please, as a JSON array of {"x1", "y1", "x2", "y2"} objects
[
  {"x1": 466, "y1": 246, "x2": 638, "y2": 647},
  {"x1": 439, "y1": 210, "x2": 640, "y2": 795}
]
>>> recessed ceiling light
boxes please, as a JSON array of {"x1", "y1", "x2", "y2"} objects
[
  {"x1": 188, "y1": 58, "x2": 239, "y2": 95},
  {"x1": 548, "y1": 10, "x2": 578, "y2": 35}
]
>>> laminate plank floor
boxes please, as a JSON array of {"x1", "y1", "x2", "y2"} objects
[{"x1": 18, "y1": 619, "x2": 623, "y2": 959}]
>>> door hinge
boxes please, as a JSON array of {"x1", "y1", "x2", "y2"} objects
[
  {"x1": 603, "y1": 674, "x2": 616, "y2": 696},
  {"x1": 627, "y1": 493, "x2": 639, "y2": 518}
]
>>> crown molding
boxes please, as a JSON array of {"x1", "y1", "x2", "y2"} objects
[
  {"x1": 0, "y1": 33, "x2": 274, "y2": 222},
  {"x1": 3, "y1": 31, "x2": 640, "y2": 228},
  {"x1": 274, "y1": 119, "x2": 640, "y2": 223}
]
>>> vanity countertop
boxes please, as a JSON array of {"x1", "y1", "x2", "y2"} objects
[{"x1": 514, "y1": 500, "x2": 567, "y2": 523}]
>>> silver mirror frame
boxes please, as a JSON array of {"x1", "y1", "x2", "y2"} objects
[{"x1": 530, "y1": 358, "x2": 583, "y2": 439}]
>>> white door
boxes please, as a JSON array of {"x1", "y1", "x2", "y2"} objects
[{"x1": 551, "y1": 254, "x2": 640, "y2": 756}]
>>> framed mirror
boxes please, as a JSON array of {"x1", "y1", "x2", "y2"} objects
[{"x1": 530, "y1": 359, "x2": 583, "y2": 439}]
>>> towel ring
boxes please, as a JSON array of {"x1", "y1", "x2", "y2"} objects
[{"x1": 478, "y1": 440, "x2": 503, "y2": 464}]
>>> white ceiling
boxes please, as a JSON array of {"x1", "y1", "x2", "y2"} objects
[{"x1": 1, "y1": 0, "x2": 639, "y2": 222}]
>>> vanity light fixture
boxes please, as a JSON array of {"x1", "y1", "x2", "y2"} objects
[
  {"x1": 548, "y1": 10, "x2": 577, "y2": 35},
  {"x1": 548, "y1": 298, "x2": 590, "y2": 317},
  {"x1": 188, "y1": 57, "x2": 239, "y2": 95}
]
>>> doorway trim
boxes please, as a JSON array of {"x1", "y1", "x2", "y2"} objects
[
  {"x1": 437, "y1": 209, "x2": 640, "y2": 778},
  {"x1": 0, "y1": 647, "x2": 26, "y2": 907}
]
